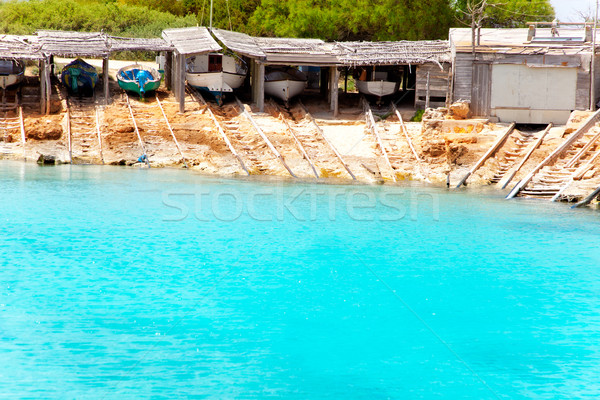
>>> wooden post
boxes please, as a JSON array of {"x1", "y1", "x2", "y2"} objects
[
  {"x1": 39, "y1": 60, "x2": 46, "y2": 115},
  {"x1": 344, "y1": 67, "x2": 348, "y2": 93},
  {"x1": 103, "y1": 57, "x2": 110, "y2": 105},
  {"x1": 425, "y1": 71, "x2": 430, "y2": 109},
  {"x1": 329, "y1": 67, "x2": 339, "y2": 117},
  {"x1": 45, "y1": 57, "x2": 51, "y2": 115},
  {"x1": 256, "y1": 61, "x2": 264, "y2": 113},
  {"x1": 172, "y1": 52, "x2": 180, "y2": 102},
  {"x1": 178, "y1": 53, "x2": 185, "y2": 113},
  {"x1": 164, "y1": 51, "x2": 172, "y2": 90}
]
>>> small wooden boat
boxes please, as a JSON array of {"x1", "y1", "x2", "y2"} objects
[
  {"x1": 117, "y1": 64, "x2": 162, "y2": 98},
  {"x1": 186, "y1": 53, "x2": 247, "y2": 105},
  {"x1": 0, "y1": 59, "x2": 24, "y2": 89},
  {"x1": 61, "y1": 58, "x2": 98, "y2": 95},
  {"x1": 264, "y1": 67, "x2": 307, "y2": 103},
  {"x1": 356, "y1": 70, "x2": 400, "y2": 103}
]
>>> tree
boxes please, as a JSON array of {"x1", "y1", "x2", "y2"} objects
[{"x1": 455, "y1": 0, "x2": 555, "y2": 29}]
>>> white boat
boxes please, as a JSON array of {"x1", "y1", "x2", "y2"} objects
[
  {"x1": 356, "y1": 80, "x2": 400, "y2": 98},
  {"x1": 186, "y1": 53, "x2": 247, "y2": 105},
  {"x1": 356, "y1": 71, "x2": 400, "y2": 100},
  {"x1": 264, "y1": 68, "x2": 307, "y2": 103},
  {"x1": 0, "y1": 59, "x2": 24, "y2": 89}
]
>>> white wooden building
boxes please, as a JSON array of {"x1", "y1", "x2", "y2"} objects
[{"x1": 450, "y1": 25, "x2": 599, "y2": 124}]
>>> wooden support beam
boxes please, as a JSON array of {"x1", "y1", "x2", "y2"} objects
[
  {"x1": 45, "y1": 58, "x2": 51, "y2": 115},
  {"x1": 329, "y1": 67, "x2": 339, "y2": 117},
  {"x1": 172, "y1": 52, "x2": 179, "y2": 101},
  {"x1": 425, "y1": 71, "x2": 430, "y2": 109},
  {"x1": 256, "y1": 61, "x2": 264, "y2": 113},
  {"x1": 164, "y1": 51, "x2": 172, "y2": 90},
  {"x1": 103, "y1": 57, "x2": 110, "y2": 105},
  {"x1": 178, "y1": 53, "x2": 185, "y2": 113},
  {"x1": 39, "y1": 60, "x2": 46, "y2": 115},
  {"x1": 456, "y1": 122, "x2": 516, "y2": 188}
]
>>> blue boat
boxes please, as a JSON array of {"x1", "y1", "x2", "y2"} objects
[{"x1": 61, "y1": 58, "x2": 98, "y2": 95}]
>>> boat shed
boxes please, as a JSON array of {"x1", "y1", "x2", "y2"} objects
[
  {"x1": 0, "y1": 35, "x2": 45, "y2": 111},
  {"x1": 214, "y1": 29, "x2": 342, "y2": 114},
  {"x1": 162, "y1": 27, "x2": 222, "y2": 113},
  {"x1": 450, "y1": 25, "x2": 599, "y2": 124},
  {"x1": 335, "y1": 40, "x2": 451, "y2": 109},
  {"x1": 37, "y1": 30, "x2": 173, "y2": 111},
  {"x1": 37, "y1": 30, "x2": 112, "y2": 107}
]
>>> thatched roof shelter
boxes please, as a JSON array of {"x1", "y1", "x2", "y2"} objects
[
  {"x1": 253, "y1": 37, "x2": 339, "y2": 66},
  {"x1": 162, "y1": 27, "x2": 221, "y2": 55},
  {"x1": 212, "y1": 28, "x2": 266, "y2": 60},
  {"x1": 37, "y1": 30, "x2": 110, "y2": 58},
  {"x1": 108, "y1": 36, "x2": 172, "y2": 53},
  {"x1": 335, "y1": 40, "x2": 450, "y2": 67},
  {"x1": 0, "y1": 35, "x2": 42, "y2": 60}
]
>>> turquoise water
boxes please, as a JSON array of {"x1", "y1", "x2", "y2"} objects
[{"x1": 1, "y1": 161, "x2": 600, "y2": 399}]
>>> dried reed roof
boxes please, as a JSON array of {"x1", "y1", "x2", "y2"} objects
[
  {"x1": 253, "y1": 37, "x2": 339, "y2": 65},
  {"x1": 37, "y1": 30, "x2": 110, "y2": 57},
  {"x1": 108, "y1": 36, "x2": 172, "y2": 53},
  {"x1": 0, "y1": 35, "x2": 42, "y2": 60},
  {"x1": 162, "y1": 27, "x2": 221, "y2": 55},
  {"x1": 335, "y1": 40, "x2": 450, "y2": 67},
  {"x1": 212, "y1": 28, "x2": 266, "y2": 60}
]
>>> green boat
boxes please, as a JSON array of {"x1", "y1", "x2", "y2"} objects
[{"x1": 117, "y1": 64, "x2": 162, "y2": 98}]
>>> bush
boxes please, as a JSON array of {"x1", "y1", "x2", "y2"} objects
[
  {"x1": 0, "y1": 0, "x2": 196, "y2": 38},
  {"x1": 410, "y1": 109, "x2": 425, "y2": 122}
]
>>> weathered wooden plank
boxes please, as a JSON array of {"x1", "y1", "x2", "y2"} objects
[{"x1": 456, "y1": 122, "x2": 516, "y2": 188}]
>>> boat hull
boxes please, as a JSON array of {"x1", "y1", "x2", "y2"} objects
[
  {"x1": 186, "y1": 71, "x2": 245, "y2": 105},
  {"x1": 0, "y1": 60, "x2": 25, "y2": 89},
  {"x1": 0, "y1": 73, "x2": 24, "y2": 89},
  {"x1": 356, "y1": 80, "x2": 400, "y2": 98},
  {"x1": 264, "y1": 80, "x2": 307, "y2": 103},
  {"x1": 61, "y1": 59, "x2": 98, "y2": 95},
  {"x1": 117, "y1": 65, "x2": 162, "y2": 97}
]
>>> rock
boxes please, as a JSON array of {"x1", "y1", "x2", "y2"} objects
[
  {"x1": 449, "y1": 101, "x2": 471, "y2": 120},
  {"x1": 37, "y1": 154, "x2": 56, "y2": 165}
]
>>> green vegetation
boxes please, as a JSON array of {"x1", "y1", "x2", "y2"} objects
[
  {"x1": 411, "y1": 109, "x2": 425, "y2": 122},
  {"x1": 0, "y1": 0, "x2": 195, "y2": 37},
  {"x1": 455, "y1": 0, "x2": 555, "y2": 29},
  {"x1": 0, "y1": 0, "x2": 555, "y2": 40}
]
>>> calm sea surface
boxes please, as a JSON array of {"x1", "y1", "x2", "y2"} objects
[{"x1": 1, "y1": 161, "x2": 600, "y2": 399}]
